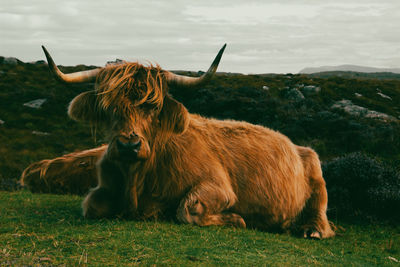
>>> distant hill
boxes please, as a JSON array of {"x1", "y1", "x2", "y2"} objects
[
  {"x1": 299, "y1": 64, "x2": 400, "y2": 74},
  {"x1": 305, "y1": 71, "x2": 400, "y2": 80}
]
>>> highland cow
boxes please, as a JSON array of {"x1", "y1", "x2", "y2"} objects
[{"x1": 21, "y1": 44, "x2": 334, "y2": 238}]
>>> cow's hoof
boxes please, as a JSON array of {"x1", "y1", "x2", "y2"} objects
[
  {"x1": 226, "y1": 213, "x2": 246, "y2": 228},
  {"x1": 303, "y1": 228, "x2": 321, "y2": 239},
  {"x1": 235, "y1": 216, "x2": 247, "y2": 229}
]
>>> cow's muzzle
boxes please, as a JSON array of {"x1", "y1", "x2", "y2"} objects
[
  {"x1": 116, "y1": 133, "x2": 141, "y2": 152},
  {"x1": 114, "y1": 133, "x2": 142, "y2": 160}
]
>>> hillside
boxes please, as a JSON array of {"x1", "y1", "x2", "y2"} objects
[{"x1": 1, "y1": 57, "x2": 400, "y2": 221}]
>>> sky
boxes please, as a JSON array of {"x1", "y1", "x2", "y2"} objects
[{"x1": 1, "y1": 0, "x2": 399, "y2": 74}]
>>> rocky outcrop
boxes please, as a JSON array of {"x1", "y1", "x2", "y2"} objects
[
  {"x1": 377, "y1": 92, "x2": 392, "y2": 100},
  {"x1": 331, "y1": 100, "x2": 396, "y2": 121},
  {"x1": 106, "y1": 59, "x2": 125, "y2": 66},
  {"x1": 23, "y1": 99, "x2": 47, "y2": 109},
  {"x1": 32, "y1": 131, "x2": 50, "y2": 136},
  {"x1": 285, "y1": 88, "x2": 304, "y2": 102},
  {"x1": 300, "y1": 85, "x2": 321, "y2": 95}
]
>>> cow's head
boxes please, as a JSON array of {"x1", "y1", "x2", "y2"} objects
[{"x1": 42, "y1": 45, "x2": 226, "y2": 161}]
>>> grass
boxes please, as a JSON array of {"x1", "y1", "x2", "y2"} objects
[{"x1": 1, "y1": 191, "x2": 399, "y2": 266}]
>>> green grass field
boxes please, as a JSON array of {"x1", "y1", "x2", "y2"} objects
[{"x1": 1, "y1": 190, "x2": 399, "y2": 266}]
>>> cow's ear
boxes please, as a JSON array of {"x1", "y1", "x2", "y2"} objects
[
  {"x1": 159, "y1": 94, "x2": 189, "y2": 135},
  {"x1": 68, "y1": 91, "x2": 102, "y2": 122}
]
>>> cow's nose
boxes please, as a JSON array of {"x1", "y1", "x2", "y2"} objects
[
  {"x1": 116, "y1": 135, "x2": 141, "y2": 152},
  {"x1": 130, "y1": 138, "x2": 141, "y2": 152}
]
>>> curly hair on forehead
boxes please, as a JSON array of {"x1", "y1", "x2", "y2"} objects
[{"x1": 95, "y1": 62, "x2": 166, "y2": 118}]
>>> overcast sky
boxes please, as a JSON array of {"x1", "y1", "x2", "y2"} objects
[{"x1": 1, "y1": 0, "x2": 399, "y2": 73}]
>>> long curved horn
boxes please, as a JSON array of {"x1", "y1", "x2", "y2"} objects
[
  {"x1": 164, "y1": 44, "x2": 226, "y2": 88},
  {"x1": 41, "y1": 46, "x2": 101, "y2": 83}
]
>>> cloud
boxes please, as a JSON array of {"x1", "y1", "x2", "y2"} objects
[{"x1": 0, "y1": 0, "x2": 399, "y2": 73}]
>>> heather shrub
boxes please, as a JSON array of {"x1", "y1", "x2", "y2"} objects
[{"x1": 322, "y1": 152, "x2": 400, "y2": 221}]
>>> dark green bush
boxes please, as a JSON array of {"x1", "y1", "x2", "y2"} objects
[{"x1": 323, "y1": 152, "x2": 400, "y2": 221}]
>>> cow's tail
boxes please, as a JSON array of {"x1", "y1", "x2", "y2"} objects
[{"x1": 20, "y1": 145, "x2": 107, "y2": 195}]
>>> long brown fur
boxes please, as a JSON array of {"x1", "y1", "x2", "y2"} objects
[
  {"x1": 22, "y1": 62, "x2": 335, "y2": 238},
  {"x1": 96, "y1": 63, "x2": 165, "y2": 118},
  {"x1": 20, "y1": 146, "x2": 106, "y2": 195}
]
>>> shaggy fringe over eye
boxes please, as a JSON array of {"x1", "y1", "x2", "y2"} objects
[{"x1": 95, "y1": 62, "x2": 165, "y2": 119}]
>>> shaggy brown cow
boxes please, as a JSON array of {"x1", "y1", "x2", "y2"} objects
[{"x1": 22, "y1": 44, "x2": 334, "y2": 238}]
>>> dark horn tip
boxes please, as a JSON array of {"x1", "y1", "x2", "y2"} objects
[
  {"x1": 217, "y1": 44, "x2": 227, "y2": 57},
  {"x1": 41, "y1": 46, "x2": 54, "y2": 65},
  {"x1": 41, "y1": 45, "x2": 49, "y2": 56},
  {"x1": 207, "y1": 44, "x2": 227, "y2": 74}
]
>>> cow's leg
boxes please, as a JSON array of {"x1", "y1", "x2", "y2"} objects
[
  {"x1": 82, "y1": 152, "x2": 128, "y2": 219},
  {"x1": 297, "y1": 147, "x2": 335, "y2": 239},
  {"x1": 82, "y1": 187, "x2": 123, "y2": 219},
  {"x1": 82, "y1": 134, "x2": 145, "y2": 219},
  {"x1": 299, "y1": 177, "x2": 334, "y2": 239},
  {"x1": 176, "y1": 182, "x2": 246, "y2": 228}
]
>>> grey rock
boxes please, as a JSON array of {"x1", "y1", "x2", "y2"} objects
[
  {"x1": 262, "y1": 85, "x2": 269, "y2": 90},
  {"x1": 106, "y1": 59, "x2": 126, "y2": 66},
  {"x1": 365, "y1": 111, "x2": 393, "y2": 120},
  {"x1": 301, "y1": 85, "x2": 321, "y2": 95},
  {"x1": 23, "y1": 99, "x2": 47, "y2": 109},
  {"x1": 355, "y1": 93, "x2": 362, "y2": 97},
  {"x1": 285, "y1": 88, "x2": 305, "y2": 102},
  {"x1": 377, "y1": 92, "x2": 392, "y2": 100},
  {"x1": 32, "y1": 131, "x2": 50, "y2": 136},
  {"x1": 0, "y1": 119, "x2": 4, "y2": 125},
  {"x1": 331, "y1": 99, "x2": 396, "y2": 121},
  {"x1": 332, "y1": 100, "x2": 368, "y2": 116}
]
